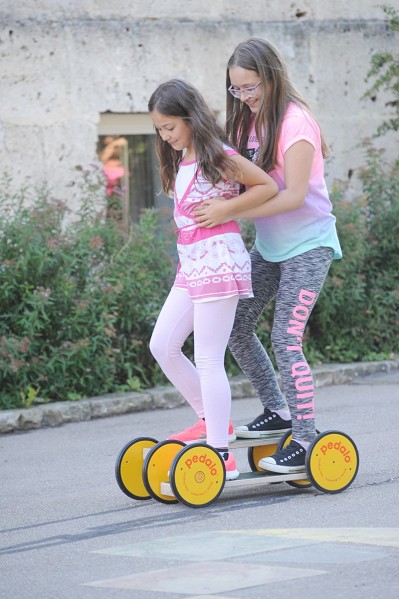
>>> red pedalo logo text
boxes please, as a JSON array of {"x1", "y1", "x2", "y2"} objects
[
  {"x1": 320, "y1": 440, "x2": 352, "y2": 463},
  {"x1": 185, "y1": 453, "x2": 219, "y2": 476}
]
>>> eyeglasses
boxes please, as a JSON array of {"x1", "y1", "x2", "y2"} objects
[{"x1": 228, "y1": 82, "x2": 262, "y2": 99}]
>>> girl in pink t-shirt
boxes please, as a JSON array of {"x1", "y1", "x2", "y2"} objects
[
  {"x1": 195, "y1": 38, "x2": 342, "y2": 474},
  {"x1": 148, "y1": 79, "x2": 277, "y2": 479}
]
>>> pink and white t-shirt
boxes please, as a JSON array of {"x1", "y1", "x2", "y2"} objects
[
  {"x1": 247, "y1": 102, "x2": 342, "y2": 262},
  {"x1": 173, "y1": 147, "x2": 253, "y2": 303}
]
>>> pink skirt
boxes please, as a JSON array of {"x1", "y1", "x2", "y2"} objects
[{"x1": 173, "y1": 222, "x2": 253, "y2": 303}]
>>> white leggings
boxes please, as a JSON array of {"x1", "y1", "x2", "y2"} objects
[{"x1": 149, "y1": 287, "x2": 239, "y2": 448}]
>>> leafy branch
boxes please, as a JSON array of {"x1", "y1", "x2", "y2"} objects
[{"x1": 363, "y1": 5, "x2": 399, "y2": 136}]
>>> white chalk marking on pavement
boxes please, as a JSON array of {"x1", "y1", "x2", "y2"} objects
[
  {"x1": 84, "y1": 561, "x2": 326, "y2": 594},
  {"x1": 91, "y1": 530, "x2": 315, "y2": 561},
  {"x1": 225, "y1": 528, "x2": 399, "y2": 548}
]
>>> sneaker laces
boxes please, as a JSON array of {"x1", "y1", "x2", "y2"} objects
[{"x1": 276, "y1": 441, "x2": 305, "y2": 461}]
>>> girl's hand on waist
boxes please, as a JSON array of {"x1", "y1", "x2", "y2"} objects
[{"x1": 194, "y1": 198, "x2": 231, "y2": 228}]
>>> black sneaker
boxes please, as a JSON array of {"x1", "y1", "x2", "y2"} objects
[
  {"x1": 258, "y1": 440, "x2": 306, "y2": 473},
  {"x1": 234, "y1": 408, "x2": 292, "y2": 438}
]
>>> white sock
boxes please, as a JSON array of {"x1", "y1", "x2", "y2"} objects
[
  {"x1": 294, "y1": 439, "x2": 310, "y2": 450},
  {"x1": 274, "y1": 409, "x2": 291, "y2": 421}
]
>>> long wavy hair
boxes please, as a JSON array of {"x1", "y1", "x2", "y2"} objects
[
  {"x1": 226, "y1": 37, "x2": 330, "y2": 173},
  {"x1": 148, "y1": 79, "x2": 239, "y2": 195}
]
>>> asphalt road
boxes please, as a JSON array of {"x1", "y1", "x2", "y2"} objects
[{"x1": 1, "y1": 370, "x2": 398, "y2": 599}]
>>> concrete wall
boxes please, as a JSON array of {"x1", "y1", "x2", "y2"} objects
[{"x1": 0, "y1": 1, "x2": 397, "y2": 207}]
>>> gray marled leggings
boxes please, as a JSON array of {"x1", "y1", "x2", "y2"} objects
[{"x1": 229, "y1": 245, "x2": 334, "y2": 442}]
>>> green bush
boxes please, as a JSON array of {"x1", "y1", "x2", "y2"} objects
[
  {"x1": 0, "y1": 147, "x2": 398, "y2": 410},
  {"x1": 309, "y1": 147, "x2": 399, "y2": 361},
  {"x1": 0, "y1": 169, "x2": 175, "y2": 409}
]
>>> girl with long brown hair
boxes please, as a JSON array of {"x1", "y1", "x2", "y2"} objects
[
  {"x1": 195, "y1": 38, "x2": 342, "y2": 473},
  {"x1": 148, "y1": 78, "x2": 277, "y2": 478}
]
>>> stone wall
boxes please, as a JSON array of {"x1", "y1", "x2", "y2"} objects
[{"x1": 0, "y1": 1, "x2": 397, "y2": 206}]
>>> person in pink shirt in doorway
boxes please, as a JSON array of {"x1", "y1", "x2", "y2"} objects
[
  {"x1": 195, "y1": 38, "x2": 342, "y2": 474},
  {"x1": 100, "y1": 136, "x2": 127, "y2": 197}
]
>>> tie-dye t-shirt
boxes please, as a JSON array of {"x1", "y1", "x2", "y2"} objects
[{"x1": 247, "y1": 102, "x2": 342, "y2": 262}]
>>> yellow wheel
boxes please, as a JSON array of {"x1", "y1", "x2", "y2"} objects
[
  {"x1": 170, "y1": 443, "x2": 225, "y2": 508},
  {"x1": 306, "y1": 430, "x2": 359, "y2": 494},
  {"x1": 277, "y1": 431, "x2": 312, "y2": 488},
  {"x1": 143, "y1": 440, "x2": 185, "y2": 504},
  {"x1": 115, "y1": 437, "x2": 158, "y2": 500},
  {"x1": 248, "y1": 443, "x2": 278, "y2": 472}
]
